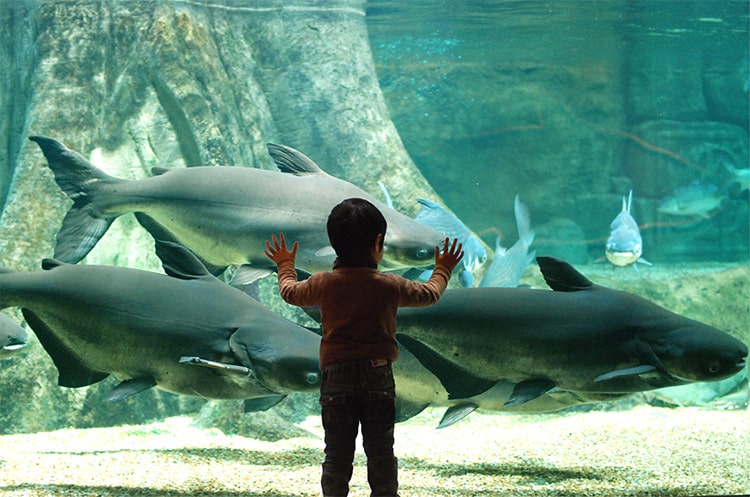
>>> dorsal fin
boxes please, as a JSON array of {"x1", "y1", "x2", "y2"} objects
[
  {"x1": 151, "y1": 166, "x2": 171, "y2": 176},
  {"x1": 536, "y1": 256, "x2": 594, "y2": 291},
  {"x1": 266, "y1": 143, "x2": 324, "y2": 175},
  {"x1": 41, "y1": 258, "x2": 67, "y2": 270},
  {"x1": 154, "y1": 240, "x2": 214, "y2": 280}
]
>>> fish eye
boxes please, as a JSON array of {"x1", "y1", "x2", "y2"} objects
[
  {"x1": 306, "y1": 372, "x2": 320, "y2": 384},
  {"x1": 415, "y1": 248, "x2": 429, "y2": 259},
  {"x1": 707, "y1": 362, "x2": 721, "y2": 374}
]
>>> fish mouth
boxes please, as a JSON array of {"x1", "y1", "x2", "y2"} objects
[
  {"x1": 736, "y1": 359, "x2": 746, "y2": 370},
  {"x1": 2, "y1": 342, "x2": 27, "y2": 352},
  {"x1": 605, "y1": 250, "x2": 639, "y2": 267}
]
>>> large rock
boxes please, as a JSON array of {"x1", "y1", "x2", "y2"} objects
[{"x1": 0, "y1": 0, "x2": 444, "y2": 434}]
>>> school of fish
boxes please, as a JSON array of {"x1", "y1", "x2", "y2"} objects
[{"x1": 0, "y1": 135, "x2": 746, "y2": 429}]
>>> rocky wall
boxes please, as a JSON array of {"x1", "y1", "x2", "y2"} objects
[{"x1": 0, "y1": 0, "x2": 443, "y2": 434}]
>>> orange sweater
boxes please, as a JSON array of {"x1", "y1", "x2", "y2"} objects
[{"x1": 276, "y1": 260, "x2": 453, "y2": 368}]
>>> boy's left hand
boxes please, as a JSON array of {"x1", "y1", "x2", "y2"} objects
[
  {"x1": 264, "y1": 232, "x2": 299, "y2": 266},
  {"x1": 435, "y1": 237, "x2": 464, "y2": 273}
]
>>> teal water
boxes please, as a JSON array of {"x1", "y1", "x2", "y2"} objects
[
  {"x1": 368, "y1": 0, "x2": 749, "y2": 263},
  {"x1": 0, "y1": 0, "x2": 746, "y2": 460}
]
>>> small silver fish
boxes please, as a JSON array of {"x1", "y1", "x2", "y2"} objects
[
  {"x1": 479, "y1": 195, "x2": 536, "y2": 288},
  {"x1": 721, "y1": 158, "x2": 749, "y2": 195},
  {"x1": 605, "y1": 190, "x2": 650, "y2": 267},
  {"x1": 413, "y1": 198, "x2": 487, "y2": 286},
  {"x1": 657, "y1": 181, "x2": 726, "y2": 218}
]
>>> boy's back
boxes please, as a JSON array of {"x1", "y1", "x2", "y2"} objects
[
  {"x1": 264, "y1": 197, "x2": 463, "y2": 497},
  {"x1": 279, "y1": 262, "x2": 453, "y2": 368}
]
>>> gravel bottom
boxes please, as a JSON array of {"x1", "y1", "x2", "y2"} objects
[{"x1": 0, "y1": 405, "x2": 748, "y2": 497}]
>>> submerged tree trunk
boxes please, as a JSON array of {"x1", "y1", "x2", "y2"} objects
[{"x1": 0, "y1": 0, "x2": 442, "y2": 433}]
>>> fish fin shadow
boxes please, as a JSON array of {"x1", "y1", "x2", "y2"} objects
[
  {"x1": 22, "y1": 309, "x2": 109, "y2": 388},
  {"x1": 396, "y1": 333, "x2": 496, "y2": 399}
]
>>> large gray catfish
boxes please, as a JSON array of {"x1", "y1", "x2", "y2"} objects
[
  {"x1": 395, "y1": 257, "x2": 747, "y2": 409},
  {"x1": 0, "y1": 241, "x2": 322, "y2": 405},
  {"x1": 29, "y1": 136, "x2": 443, "y2": 278}
]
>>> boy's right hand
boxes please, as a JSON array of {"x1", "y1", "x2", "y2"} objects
[
  {"x1": 435, "y1": 237, "x2": 464, "y2": 273},
  {"x1": 264, "y1": 232, "x2": 299, "y2": 266}
]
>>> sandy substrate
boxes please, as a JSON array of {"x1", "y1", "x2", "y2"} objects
[{"x1": 0, "y1": 405, "x2": 748, "y2": 497}]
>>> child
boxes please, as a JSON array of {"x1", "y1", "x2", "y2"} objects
[{"x1": 264, "y1": 197, "x2": 463, "y2": 497}]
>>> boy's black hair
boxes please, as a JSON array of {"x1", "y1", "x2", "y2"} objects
[{"x1": 327, "y1": 198, "x2": 387, "y2": 264}]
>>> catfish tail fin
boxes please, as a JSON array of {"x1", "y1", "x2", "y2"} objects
[{"x1": 29, "y1": 136, "x2": 119, "y2": 263}]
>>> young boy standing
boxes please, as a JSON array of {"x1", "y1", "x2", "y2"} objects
[{"x1": 264, "y1": 197, "x2": 463, "y2": 497}]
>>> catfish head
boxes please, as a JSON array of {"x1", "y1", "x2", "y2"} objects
[
  {"x1": 381, "y1": 214, "x2": 445, "y2": 270},
  {"x1": 644, "y1": 322, "x2": 747, "y2": 382},
  {"x1": 229, "y1": 318, "x2": 322, "y2": 394}
]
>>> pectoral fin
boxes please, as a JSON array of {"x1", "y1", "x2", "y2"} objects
[
  {"x1": 104, "y1": 377, "x2": 157, "y2": 402},
  {"x1": 438, "y1": 403, "x2": 478, "y2": 429},
  {"x1": 504, "y1": 378, "x2": 556, "y2": 407},
  {"x1": 243, "y1": 395, "x2": 286, "y2": 412},
  {"x1": 594, "y1": 364, "x2": 657, "y2": 382}
]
